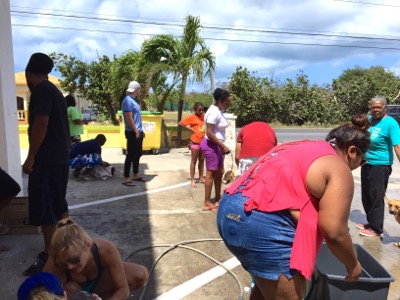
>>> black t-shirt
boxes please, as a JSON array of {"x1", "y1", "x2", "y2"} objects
[{"x1": 28, "y1": 80, "x2": 70, "y2": 164}]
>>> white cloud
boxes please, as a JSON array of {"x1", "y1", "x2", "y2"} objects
[{"x1": 9, "y1": 0, "x2": 400, "y2": 86}]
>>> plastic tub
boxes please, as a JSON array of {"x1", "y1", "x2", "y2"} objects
[{"x1": 308, "y1": 243, "x2": 394, "y2": 300}]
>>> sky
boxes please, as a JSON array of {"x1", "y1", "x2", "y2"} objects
[{"x1": 9, "y1": 0, "x2": 400, "y2": 91}]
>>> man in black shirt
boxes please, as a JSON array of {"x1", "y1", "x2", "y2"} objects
[{"x1": 22, "y1": 53, "x2": 70, "y2": 276}]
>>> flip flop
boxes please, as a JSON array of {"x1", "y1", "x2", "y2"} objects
[
  {"x1": 122, "y1": 181, "x2": 135, "y2": 187},
  {"x1": 202, "y1": 205, "x2": 218, "y2": 211},
  {"x1": 132, "y1": 177, "x2": 148, "y2": 182}
]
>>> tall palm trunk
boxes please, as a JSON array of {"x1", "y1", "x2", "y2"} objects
[{"x1": 176, "y1": 75, "x2": 187, "y2": 147}]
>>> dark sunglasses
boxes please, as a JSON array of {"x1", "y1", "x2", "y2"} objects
[
  {"x1": 356, "y1": 147, "x2": 368, "y2": 167},
  {"x1": 56, "y1": 246, "x2": 84, "y2": 268}
]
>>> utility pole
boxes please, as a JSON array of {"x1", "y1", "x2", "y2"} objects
[{"x1": 210, "y1": 68, "x2": 216, "y2": 103}]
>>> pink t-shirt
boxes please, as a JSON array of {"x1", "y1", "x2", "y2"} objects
[{"x1": 225, "y1": 140, "x2": 338, "y2": 280}]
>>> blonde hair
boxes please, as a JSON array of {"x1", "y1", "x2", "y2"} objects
[
  {"x1": 50, "y1": 218, "x2": 93, "y2": 259},
  {"x1": 30, "y1": 286, "x2": 64, "y2": 300}
]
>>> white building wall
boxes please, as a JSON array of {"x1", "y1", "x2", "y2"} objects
[{"x1": 0, "y1": 0, "x2": 23, "y2": 189}]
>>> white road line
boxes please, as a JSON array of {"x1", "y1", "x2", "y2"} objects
[
  {"x1": 69, "y1": 182, "x2": 190, "y2": 210},
  {"x1": 153, "y1": 257, "x2": 241, "y2": 300}
]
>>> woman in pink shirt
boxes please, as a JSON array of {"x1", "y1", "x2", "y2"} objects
[{"x1": 217, "y1": 115, "x2": 370, "y2": 299}]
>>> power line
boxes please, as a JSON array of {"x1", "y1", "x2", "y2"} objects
[
  {"x1": 14, "y1": 13, "x2": 400, "y2": 46},
  {"x1": 332, "y1": 0, "x2": 400, "y2": 8},
  {"x1": 11, "y1": 10, "x2": 183, "y2": 28},
  {"x1": 11, "y1": 4, "x2": 400, "y2": 41},
  {"x1": 10, "y1": 10, "x2": 400, "y2": 43},
  {"x1": 12, "y1": 24, "x2": 400, "y2": 51},
  {"x1": 10, "y1": 5, "x2": 183, "y2": 26}
]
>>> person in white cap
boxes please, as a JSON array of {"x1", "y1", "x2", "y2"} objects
[{"x1": 121, "y1": 81, "x2": 147, "y2": 186}]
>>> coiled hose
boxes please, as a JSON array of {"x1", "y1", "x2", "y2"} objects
[{"x1": 124, "y1": 238, "x2": 245, "y2": 300}]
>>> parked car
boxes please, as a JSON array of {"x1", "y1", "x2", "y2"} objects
[
  {"x1": 82, "y1": 108, "x2": 98, "y2": 121},
  {"x1": 386, "y1": 104, "x2": 400, "y2": 125}
]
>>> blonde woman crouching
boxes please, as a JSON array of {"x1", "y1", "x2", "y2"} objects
[{"x1": 43, "y1": 218, "x2": 148, "y2": 299}]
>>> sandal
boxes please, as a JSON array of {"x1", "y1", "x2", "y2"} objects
[
  {"x1": 202, "y1": 205, "x2": 218, "y2": 211},
  {"x1": 132, "y1": 177, "x2": 148, "y2": 182}
]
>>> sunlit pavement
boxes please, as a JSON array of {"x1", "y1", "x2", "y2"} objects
[{"x1": 0, "y1": 148, "x2": 399, "y2": 299}]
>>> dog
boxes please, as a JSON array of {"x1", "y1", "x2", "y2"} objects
[
  {"x1": 222, "y1": 170, "x2": 236, "y2": 184},
  {"x1": 384, "y1": 195, "x2": 400, "y2": 247}
]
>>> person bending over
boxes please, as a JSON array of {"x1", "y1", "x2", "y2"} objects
[
  {"x1": 217, "y1": 115, "x2": 370, "y2": 299},
  {"x1": 69, "y1": 134, "x2": 114, "y2": 179}
]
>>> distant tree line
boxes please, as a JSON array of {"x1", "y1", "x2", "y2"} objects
[
  {"x1": 48, "y1": 14, "x2": 400, "y2": 127},
  {"x1": 228, "y1": 66, "x2": 400, "y2": 127}
]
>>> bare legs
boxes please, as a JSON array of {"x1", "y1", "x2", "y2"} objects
[
  {"x1": 190, "y1": 148, "x2": 205, "y2": 187},
  {"x1": 93, "y1": 262, "x2": 148, "y2": 299},
  {"x1": 203, "y1": 168, "x2": 224, "y2": 209},
  {"x1": 198, "y1": 150, "x2": 205, "y2": 183},
  {"x1": 250, "y1": 274, "x2": 305, "y2": 300}
]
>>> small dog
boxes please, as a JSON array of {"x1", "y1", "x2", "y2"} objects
[
  {"x1": 222, "y1": 170, "x2": 236, "y2": 184},
  {"x1": 384, "y1": 196, "x2": 400, "y2": 247}
]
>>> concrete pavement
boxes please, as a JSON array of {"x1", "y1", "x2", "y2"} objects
[{"x1": 0, "y1": 147, "x2": 400, "y2": 299}]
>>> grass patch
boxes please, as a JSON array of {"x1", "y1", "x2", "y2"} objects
[{"x1": 163, "y1": 111, "x2": 191, "y2": 126}]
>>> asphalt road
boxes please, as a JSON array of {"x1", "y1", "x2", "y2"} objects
[{"x1": 235, "y1": 127, "x2": 331, "y2": 143}]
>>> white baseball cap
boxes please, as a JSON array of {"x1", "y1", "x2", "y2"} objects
[{"x1": 126, "y1": 81, "x2": 141, "y2": 92}]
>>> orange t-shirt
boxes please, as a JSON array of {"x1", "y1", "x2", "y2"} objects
[{"x1": 180, "y1": 114, "x2": 205, "y2": 144}]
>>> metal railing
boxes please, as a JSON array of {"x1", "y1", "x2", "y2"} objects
[{"x1": 17, "y1": 110, "x2": 28, "y2": 124}]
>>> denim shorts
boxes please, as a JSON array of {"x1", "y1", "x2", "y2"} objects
[{"x1": 216, "y1": 191, "x2": 298, "y2": 280}]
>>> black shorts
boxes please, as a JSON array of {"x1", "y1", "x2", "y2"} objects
[
  {"x1": 0, "y1": 167, "x2": 21, "y2": 201},
  {"x1": 28, "y1": 164, "x2": 69, "y2": 226}
]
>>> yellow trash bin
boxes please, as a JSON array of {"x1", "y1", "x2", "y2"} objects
[{"x1": 118, "y1": 111, "x2": 164, "y2": 154}]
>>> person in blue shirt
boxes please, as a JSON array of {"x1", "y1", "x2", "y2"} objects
[
  {"x1": 121, "y1": 81, "x2": 146, "y2": 186},
  {"x1": 357, "y1": 96, "x2": 400, "y2": 237},
  {"x1": 69, "y1": 134, "x2": 112, "y2": 178},
  {"x1": 69, "y1": 134, "x2": 106, "y2": 159}
]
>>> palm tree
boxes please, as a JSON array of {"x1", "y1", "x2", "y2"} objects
[
  {"x1": 111, "y1": 51, "x2": 140, "y2": 107},
  {"x1": 141, "y1": 15, "x2": 216, "y2": 147},
  {"x1": 113, "y1": 50, "x2": 180, "y2": 113}
]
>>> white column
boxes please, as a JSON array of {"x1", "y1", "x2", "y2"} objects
[
  {"x1": 223, "y1": 113, "x2": 237, "y2": 173},
  {"x1": 0, "y1": 0, "x2": 22, "y2": 188}
]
